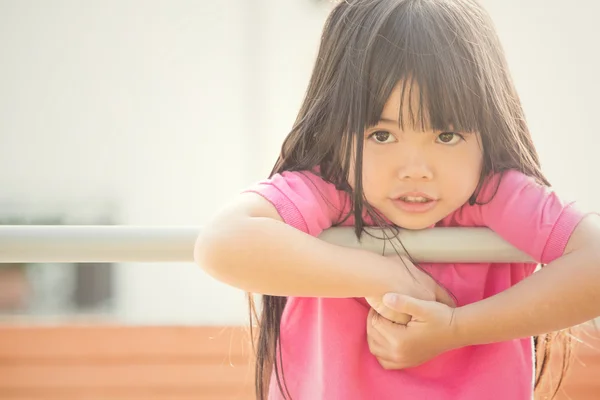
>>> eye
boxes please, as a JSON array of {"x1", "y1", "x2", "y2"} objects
[
  {"x1": 368, "y1": 130, "x2": 396, "y2": 144},
  {"x1": 436, "y1": 132, "x2": 464, "y2": 145}
]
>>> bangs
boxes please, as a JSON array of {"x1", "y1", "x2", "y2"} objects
[{"x1": 343, "y1": 1, "x2": 488, "y2": 134}]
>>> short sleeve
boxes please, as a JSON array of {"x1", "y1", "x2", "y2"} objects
[
  {"x1": 243, "y1": 170, "x2": 348, "y2": 237},
  {"x1": 467, "y1": 170, "x2": 588, "y2": 264}
]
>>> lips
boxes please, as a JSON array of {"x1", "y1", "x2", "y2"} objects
[
  {"x1": 391, "y1": 192, "x2": 438, "y2": 213},
  {"x1": 398, "y1": 195, "x2": 432, "y2": 203},
  {"x1": 395, "y1": 192, "x2": 437, "y2": 202}
]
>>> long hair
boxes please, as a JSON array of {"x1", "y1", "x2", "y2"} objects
[{"x1": 249, "y1": 0, "x2": 571, "y2": 398}]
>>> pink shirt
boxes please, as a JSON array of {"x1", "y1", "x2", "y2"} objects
[{"x1": 246, "y1": 169, "x2": 586, "y2": 400}]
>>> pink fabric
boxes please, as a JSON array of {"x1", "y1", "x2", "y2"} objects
[{"x1": 245, "y1": 169, "x2": 587, "y2": 400}]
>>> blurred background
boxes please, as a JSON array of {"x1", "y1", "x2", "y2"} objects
[{"x1": 0, "y1": 0, "x2": 598, "y2": 327}]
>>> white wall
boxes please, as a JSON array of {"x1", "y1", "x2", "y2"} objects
[
  {"x1": 480, "y1": 0, "x2": 600, "y2": 209},
  {"x1": 110, "y1": 1, "x2": 332, "y2": 325},
  {"x1": 0, "y1": 0, "x2": 331, "y2": 325},
  {"x1": 0, "y1": 0, "x2": 597, "y2": 325}
]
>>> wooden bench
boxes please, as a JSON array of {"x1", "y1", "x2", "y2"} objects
[{"x1": 0, "y1": 323, "x2": 598, "y2": 399}]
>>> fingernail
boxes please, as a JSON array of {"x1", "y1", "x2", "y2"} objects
[{"x1": 383, "y1": 293, "x2": 399, "y2": 307}]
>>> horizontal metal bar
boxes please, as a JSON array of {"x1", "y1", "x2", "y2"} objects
[
  {"x1": 0, "y1": 226, "x2": 200, "y2": 263},
  {"x1": 0, "y1": 225, "x2": 533, "y2": 263}
]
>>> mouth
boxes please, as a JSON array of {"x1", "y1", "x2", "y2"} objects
[
  {"x1": 391, "y1": 193, "x2": 438, "y2": 214},
  {"x1": 397, "y1": 195, "x2": 434, "y2": 203}
]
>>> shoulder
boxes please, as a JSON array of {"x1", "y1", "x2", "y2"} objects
[
  {"x1": 442, "y1": 170, "x2": 546, "y2": 226},
  {"x1": 250, "y1": 170, "x2": 346, "y2": 206},
  {"x1": 244, "y1": 170, "x2": 351, "y2": 235},
  {"x1": 478, "y1": 169, "x2": 548, "y2": 204},
  {"x1": 449, "y1": 169, "x2": 588, "y2": 263}
]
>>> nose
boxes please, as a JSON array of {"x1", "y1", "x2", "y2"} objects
[{"x1": 397, "y1": 147, "x2": 433, "y2": 181}]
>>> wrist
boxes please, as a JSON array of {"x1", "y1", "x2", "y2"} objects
[
  {"x1": 451, "y1": 304, "x2": 486, "y2": 348},
  {"x1": 386, "y1": 256, "x2": 438, "y2": 301},
  {"x1": 350, "y1": 250, "x2": 410, "y2": 297},
  {"x1": 450, "y1": 306, "x2": 468, "y2": 348},
  {"x1": 380, "y1": 255, "x2": 414, "y2": 295}
]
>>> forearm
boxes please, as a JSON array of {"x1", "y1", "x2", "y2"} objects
[
  {"x1": 455, "y1": 248, "x2": 600, "y2": 347},
  {"x1": 195, "y1": 217, "x2": 417, "y2": 298}
]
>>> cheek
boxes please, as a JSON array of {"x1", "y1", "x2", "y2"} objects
[
  {"x1": 446, "y1": 146, "x2": 483, "y2": 194},
  {"x1": 361, "y1": 149, "x2": 383, "y2": 180}
]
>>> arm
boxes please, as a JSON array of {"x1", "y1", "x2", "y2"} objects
[
  {"x1": 455, "y1": 213, "x2": 600, "y2": 346},
  {"x1": 195, "y1": 191, "x2": 432, "y2": 299},
  {"x1": 361, "y1": 213, "x2": 600, "y2": 369}
]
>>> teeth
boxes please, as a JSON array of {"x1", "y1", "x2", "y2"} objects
[{"x1": 401, "y1": 196, "x2": 430, "y2": 203}]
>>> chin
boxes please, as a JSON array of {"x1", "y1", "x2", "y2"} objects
[
  {"x1": 384, "y1": 212, "x2": 439, "y2": 230},
  {"x1": 396, "y1": 220, "x2": 436, "y2": 230}
]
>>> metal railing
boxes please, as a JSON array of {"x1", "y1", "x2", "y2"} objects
[{"x1": 0, "y1": 226, "x2": 533, "y2": 263}]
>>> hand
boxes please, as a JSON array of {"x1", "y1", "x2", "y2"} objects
[
  {"x1": 366, "y1": 293, "x2": 459, "y2": 369},
  {"x1": 365, "y1": 255, "x2": 456, "y2": 324}
]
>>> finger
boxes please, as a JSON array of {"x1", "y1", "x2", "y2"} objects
[
  {"x1": 366, "y1": 310, "x2": 387, "y2": 354},
  {"x1": 366, "y1": 330, "x2": 387, "y2": 357},
  {"x1": 367, "y1": 309, "x2": 388, "y2": 343},
  {"x1": 378, "y1": 307, "x2": 412, "y2": 325},
  {"x1": 367, "y1": 331, "x2": 399, "y2": 366},
  {"x1": 367, "y1": 311, "x2": 409, "y2": 369},
  {"x1": 377, "y1": 357, "x2": 404, "y2": 370},
  {"x1": 368, "y1": 308, "x2": 399, "y2": 347},
  {"x1": 383, "y1": 293, "x2": 427, "y2": 317},
  {"x1": 366, "y1": 296, "x2": 411, "y2": 324},
  {"x1": 369, "y1": 308, "x2": 407, "y2": 344}
]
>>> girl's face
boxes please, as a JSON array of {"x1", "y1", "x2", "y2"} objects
[{"x1": 350, "y1": 82, "x2": 484, "y2": 229}]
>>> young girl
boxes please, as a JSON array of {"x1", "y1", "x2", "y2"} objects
[{"x1": 194, "y1": 0, "x2": 600, "y2": 399}]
